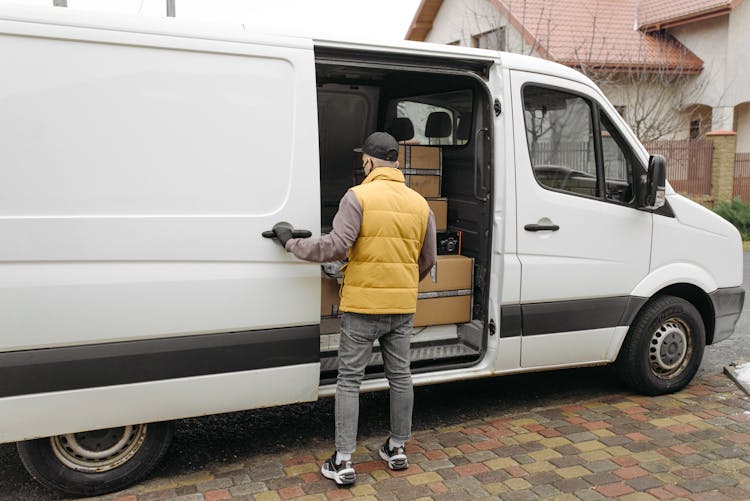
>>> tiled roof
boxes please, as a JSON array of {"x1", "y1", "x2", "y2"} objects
[
  {"x1": 638, "y1": 0, "x2": 739, "y2": 30},
  {"x1": 405, "y1": 0, "x2": 708, "y2": 73},
  {"x1": 491, "y1": 0, "x2": 703, "y2": 72}
]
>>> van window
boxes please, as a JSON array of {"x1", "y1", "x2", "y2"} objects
[
  {"x1": 600, "y1": 112, "x2": 635, "y2": 204},
  {"x1": 393, "y1": 90, "x2": 472, "y2": 146},
  {"x1": 523, "y1": 86, "x2": 598, "y2": 198}
]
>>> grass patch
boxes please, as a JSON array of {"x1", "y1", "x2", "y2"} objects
[{"x1": 714, "y1": 198, "x2": 750, "y2": 241}]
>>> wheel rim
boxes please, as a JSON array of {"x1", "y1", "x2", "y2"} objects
[
  {"x1": 50, "y1": 424, "x2": 148, "y2": 473},
  {"x1": 649, "y1": 317, "x2": 692, "y2": 379}
]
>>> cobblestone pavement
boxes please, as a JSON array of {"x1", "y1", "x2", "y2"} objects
[{"x1": 85, "y1": 373, "x2": 750, "y2": 501}]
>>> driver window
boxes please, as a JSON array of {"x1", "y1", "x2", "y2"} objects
[{"x1": 523, "y1": 86, "x2": 599, "y2": 198}]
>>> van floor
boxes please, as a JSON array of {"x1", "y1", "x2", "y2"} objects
[{"x1": 318, "y1": 321, "x2": 482, "y2": 382}]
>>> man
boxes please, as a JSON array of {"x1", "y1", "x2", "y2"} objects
[{"x1": 272, "y1": 131, "x2": 437, "y2": 485}]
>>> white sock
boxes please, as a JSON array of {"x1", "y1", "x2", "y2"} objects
[
  {"x1": 335, "y1": 451, "x2": 351, "y2": 464},
  {"x1": 389, "y1": 438, "x2": 405, "y2": 450}
]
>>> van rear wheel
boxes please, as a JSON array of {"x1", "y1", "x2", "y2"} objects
[
  {"x1": 616, "y1": 295, "x2": 705, "y2": 395},
  {"x1": 17, "y1": 421, "x2": 174, "y2": 497}
]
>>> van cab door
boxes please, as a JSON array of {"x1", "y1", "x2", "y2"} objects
[{"x1": 509, "y1": 71, "x2": 652, "y2": 367}]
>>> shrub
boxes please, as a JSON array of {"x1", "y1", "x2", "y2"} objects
[{"x1": 714, "y1": 198, "x2": 750, "y2": 240}]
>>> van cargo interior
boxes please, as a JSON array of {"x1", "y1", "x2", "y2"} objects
[{"x1": 314, "y1": 50, "x2": 494, "y2": 383}]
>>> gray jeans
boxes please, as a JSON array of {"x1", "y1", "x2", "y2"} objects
[{"x1": 335, "y1": 312, "x2": 414, "y2": 454}]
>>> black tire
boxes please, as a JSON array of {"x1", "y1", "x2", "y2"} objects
[
  {"x1": 17, "y1": 421, "x2": 174, "y2": 498},
  {"x1": 616, "y1": 295, "x2": 705, "y2": 396}
]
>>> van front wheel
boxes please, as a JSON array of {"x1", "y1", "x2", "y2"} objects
[
  {"x1": 17, "y1": 421, "x2": 174, "y2": 497},
  {"x1": 616, "y1": 296, "x2": 705, "y2": 395}
]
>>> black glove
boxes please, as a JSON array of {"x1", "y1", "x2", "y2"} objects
[{"x1": 272, "y1": 222, "x2": 294, "y2": 248}]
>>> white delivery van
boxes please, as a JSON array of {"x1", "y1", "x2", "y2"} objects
[{"x1": 0, "y1": 5, "x2": 744, "y2": 496}]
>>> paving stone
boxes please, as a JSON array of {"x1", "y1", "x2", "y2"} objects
[
  {"x1": 583, "y1": 472, "x2": 620, "y2": 486},
  {"x1": 625, "y1": 475, "x2": 664, "y2": 491},
  {"x1": 553, "y1": 477, "x2": 590, "y2": 493},
  {"x1": 531, "y1": 483, "x2": 562, "y2": 498},
  {"x1": 499, "y1": 489, "x2": 539, "y2": 501},
  {"x1": 585, "y1": 459, "x2": 620, "y2": 473},
  {"x1": 575, "y1": 489, "x2": 608, "y2": 501},
  {"x1": 228, "y1": 482, "x2": 267, "y2": 496},
  {"x1": 567, "y1": 431, "x2": 600, "y2": 443}
]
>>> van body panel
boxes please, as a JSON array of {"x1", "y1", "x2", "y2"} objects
[
  {"x1": 652, "y1": 194, "x2": 743, "y2": 289},
  {"x1": 521, "y1": 327, "x2": 616, "y2": 367},
  {"x1": 0, "y1": 363, "x2": 319, "y2": 443},
  {"x1": 0, "y1": 10, "x2": 322, "y2": 440}
]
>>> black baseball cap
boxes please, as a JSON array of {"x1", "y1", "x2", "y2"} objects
[{"x1": 354, "y1": 132, "x2": 399, "y2": 162}]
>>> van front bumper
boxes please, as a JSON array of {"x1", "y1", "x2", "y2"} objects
[{"x1": 710, "y1": 286, "x2": 745, "y2": 344}]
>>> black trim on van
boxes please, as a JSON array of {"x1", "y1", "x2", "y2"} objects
[
  {"x1": 499, "y1": 296, "x2": 648, "y2": 337},
  {"x1": 314, "y1": 46, "x2": 494, "y2": 79},
  {"x1": 0, "y1": 326, "x2": 319, "y2": 398}
]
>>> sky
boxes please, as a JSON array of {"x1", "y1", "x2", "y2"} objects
[{"x1": 0, "y1": 0, "x2": 423, "y2": 40}]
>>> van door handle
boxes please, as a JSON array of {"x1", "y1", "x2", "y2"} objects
[
  {"x1": 262, "y1": 229, "x2": 312, "y2": 238},
  {"x1": 473, "y1": 127, "x2": 489, "y2": 201},
  {"x1": 262, "y1": 222, "x2": 312, "y2": 239},
  {"x1": 524, "y1": 224, "x2": 560, "y2": 232}
]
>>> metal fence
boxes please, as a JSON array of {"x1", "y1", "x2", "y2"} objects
[
  {"x1": 644, "y1": 139, "x2": 713, "y2": 197},
  {"x1": 734, "y1": 152, "x2": 750, "y2": 202},
  {"x1": 530, "y1": 140, "x2": 713, "y2": 194},
  {"x1": 530, "y1": 141, "x2": 596, "y2": 175}
]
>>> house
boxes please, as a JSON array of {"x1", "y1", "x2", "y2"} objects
[{"x1": 406, "y1": 0, "x2": 750, "y2": 153}]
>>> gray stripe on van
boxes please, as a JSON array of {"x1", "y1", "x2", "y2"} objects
[
  {"x1": 501, "y1": 296, "x2": 647, "y2": 337},
  {"x1": 0, "y1": 325, "x2": 319, "y2": 398}
]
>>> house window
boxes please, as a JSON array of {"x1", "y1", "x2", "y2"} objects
[
  {"x1": 448, "y1": 40, "x2": 461, "y2": 46},
  {"x1": 472, "y1": 28, "x2": 506, "y2": 51},
  {"x1": 690, "y1": 119, "x2": 701, "y2": 139}
]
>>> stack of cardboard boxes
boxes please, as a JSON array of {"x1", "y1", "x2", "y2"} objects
[{"x1": 321, "y1": 144, "x2": 473, "y2": 329}]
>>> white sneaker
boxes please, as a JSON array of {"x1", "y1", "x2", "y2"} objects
[
  {"x1": 320, "y1": 452, "x2": 356, "y2": 485},
  {"x1": 379, "y1": 439, "x2": 408, "y2": 471}
]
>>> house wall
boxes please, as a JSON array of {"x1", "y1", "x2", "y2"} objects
[
  {"x1": 727, "y1": 0, "x2": 750, "y2": 111},
  {"x1": 670, "y1": 17, "x2": 728, "y2": 110},
  {"x1": 425, "y1": 0, "x2": 537, "y2": 55}
]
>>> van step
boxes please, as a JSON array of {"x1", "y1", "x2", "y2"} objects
[{"x1": 319, "y1": 341, "x2": 479, "y2": 373}]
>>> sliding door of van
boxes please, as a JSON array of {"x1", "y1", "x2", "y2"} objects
[
  {"x1": 509, "y1": 71, "x2": 652, "y2": 368},
  {"x1": 0, "y1": 18, "x2": 321, "y2": 442}
]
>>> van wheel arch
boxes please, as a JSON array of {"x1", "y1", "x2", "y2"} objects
[{"x1": 648, "y1": 283, "x2": 714, "y2": 344}]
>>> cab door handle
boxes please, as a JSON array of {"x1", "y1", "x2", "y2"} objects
[{"x1": 524, "y1": 224, "x2": 560, "y2": 232}]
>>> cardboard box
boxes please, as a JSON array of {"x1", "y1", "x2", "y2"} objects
[
  {"x1": 414, "y1": 295, "x2": 471, "y2": 327},
  {"x1": 427, "y1": 198, "x2": 447, "y2": 232},
  {"x1": 407, "y1": 175, "x2": 441, "y2": 198},
  {"x1": 321, "y1": 277, "x2": 341, "y2": 317},
  {"x1": 352, "y1": 170, "x2": 440, "y2": 198},
  {"x1": 419, "y1": 255, "x2": 473, "y2": 293},
  {"x1": 398, "y1": 145, "x2": 441, "y2": 169}
]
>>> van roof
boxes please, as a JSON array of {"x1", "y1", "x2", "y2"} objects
[{"x1": 0, "y1": 3, "x2": 596, "y2": 89}]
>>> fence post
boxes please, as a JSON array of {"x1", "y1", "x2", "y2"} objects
[{"x1": 706, "y1": 130, "x2": 737, "y2": 203}]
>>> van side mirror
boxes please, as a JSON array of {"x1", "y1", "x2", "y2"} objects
[{"x1": 640, "y1": 154, "x2": 666, "y2": 210}]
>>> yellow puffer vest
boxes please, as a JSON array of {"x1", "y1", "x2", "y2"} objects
[{"x1": 339, "y1": 167, "x2": 430, "y2": 314}]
